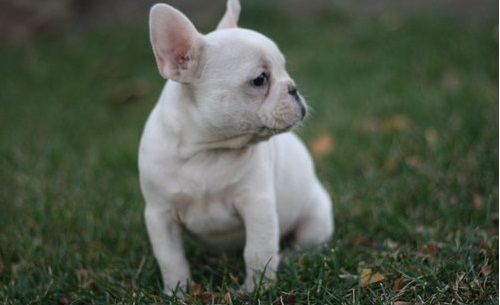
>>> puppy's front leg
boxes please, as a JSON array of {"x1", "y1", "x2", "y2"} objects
[
  {"x1": 236, "y1": 195, "x2": 280, "y2": 292},
  {"x1": 144, "y1": 206, "x2": 191, "y2": 295}
]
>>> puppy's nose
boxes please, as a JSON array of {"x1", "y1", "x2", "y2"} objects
[
  {"x1": 299, "y1": 102, "x2": 307, "y2": 118},
  {"x1": 288, "y1": 85, "x2": 306, "y2": 118}
]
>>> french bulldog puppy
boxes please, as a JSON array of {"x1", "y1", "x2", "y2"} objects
[{"x1": 139, "y1": 0, "x2": 334, "y2": 295}]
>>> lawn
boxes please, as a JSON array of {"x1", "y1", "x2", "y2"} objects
[{"x1": 0, "y1": 3, "x2": 498, "y2": 305}]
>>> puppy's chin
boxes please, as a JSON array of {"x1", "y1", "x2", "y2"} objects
[{"x1": 251, "y1": 125, "x2": 295, "y2": 142}]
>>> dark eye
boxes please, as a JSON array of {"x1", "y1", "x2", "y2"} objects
[{"x1": 252, "y1": 72, "x2": 268, "y2": 87}]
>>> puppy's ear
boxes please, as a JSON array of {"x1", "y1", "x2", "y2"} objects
[
  {"x1": 150, "y1": 4, "x2": 206, "y2": 83},
  {"x1": 216, "y1": 0, "x2": 241, "y2": 30}
]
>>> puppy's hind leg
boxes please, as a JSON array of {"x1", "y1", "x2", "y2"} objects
[{"x1": 293, "y1": 184, "x2": 334, "y2": 249}]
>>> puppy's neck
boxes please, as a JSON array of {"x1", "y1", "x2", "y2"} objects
[{"x1": 180, "y1": 134, "x2": 257, "y2": 160}]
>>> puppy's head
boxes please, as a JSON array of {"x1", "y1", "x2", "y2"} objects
[{"x1": 150, "y1": 0, "x2": 307, "y2": 147}]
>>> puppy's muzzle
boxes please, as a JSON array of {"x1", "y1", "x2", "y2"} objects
[{"x1": 288, "y1": 85, "x2": 307, "y2": 119}]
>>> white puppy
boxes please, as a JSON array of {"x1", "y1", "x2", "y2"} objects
[{"x1": 139, "y1": 0, "x2": 334, "y2": 295}]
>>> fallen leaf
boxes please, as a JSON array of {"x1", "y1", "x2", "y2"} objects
[
  {"x1": 383, "y1": 155, "x2": 399, "y2": 174},
  {"x1": 405, "y1": 155, "x2": 422, "y2": 169},
  {"x1": 221, "y1": 292, "x2": 232, "y2": 303},
  {"x1": 188, "y1": 283, "x2": 217, "y2": 304},
  {"x1": 394, "y1": 301, "x2": 411, "y2": 305},
  {"x1": 393, "y1": 277, "x2": 408, "y2": 291},
  {"x1": 478, "y1": 239, "x2": 490, "y2": 248},
  {"x1": 352, "y1": 236, "x2": 377, "y2": 248},
  {"x1": 481, "y1": 264, "x2": 492, "y2": 277},
  {"x1": 191, "y1": 282, "x2": 202, "y2": 295},
  {"x1": 273, "y1": 291, "x2": 296, "y2": 305},
  {"x1": 310, "y1": 132, "x2": 335, "y2": 160},
  {"x1": 426, "y1": 242, "x2": 440, "y2": 257},
  {"x1": 473, "y1": 193, "x2": 484, "y2": 209},
  {"x1": 195, "y1": 292, "x2": 214, "y2": 304},
  {"x1": 75, "y1": 268, "x2": 93, "y2": 289},
  {"x1": 360, "y1": 268, "x2": 385, "y2": 288},
  {"x1": 382, "y1": 115, "x2": 410, "y2": 133}
]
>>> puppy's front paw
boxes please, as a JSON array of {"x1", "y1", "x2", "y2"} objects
[
  {"x1": 163, "y1": 280, "x2": 190, "y2": 297},
  {"x1": 163, "y1": 286, "x2": 185, "y2": 298},
  {"x1": 241, "y1": 277, "x2": 256, "y2": 294},
  {"x1": 240, "y1": 271, "x2": 276, "y2": 294}
]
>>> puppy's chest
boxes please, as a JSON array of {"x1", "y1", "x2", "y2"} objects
[
  {"x1": 171, "y1": 183, "x2": 245, "y2": 249},
  {"x1": 173, "y1": 183, "x2": 238, "y2": 222},
  {"x1": 165, "y1": 150, "x2": 256, "y2": 248}
]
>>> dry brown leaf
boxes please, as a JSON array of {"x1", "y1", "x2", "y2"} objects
[
  {"x1": 382, "y1": 115, "x2": 410, "y2": 133},
  {"x1": 189, "y1": 283, "x2": 217, "y2": 304},
  {"x1": 221, "y1": 292, "x2": 232, "y2": 303},
  {"x1": 393, "y1": 277, "x2": 408, "y2": 291},
  {"x1": 195, "y1": 292, "x2": 214, "y2": 304},
  {"x1": 352, "y1": 236, "x2": 377, "y2": 248},
  {"x1": 405, "y1": 155, "x2": 422, "y2": 169},
  {"x1": 478, "y1": 239, "x2": 490, "y2": 248},
  {"x1": 394, "y1": 301, "x2": 412, "y2": 305},
  {"x1": 383, "y1": 155, "x2": 399, "y2": 174},
  {"x1": 481, "y1": 264, "x2": 492, "y2": 277},
  {"x1": 310, "y1": 133, "x2": 335, "y2": 160},
  {"x1": 191, "y1": 282, "x2": 202, "y2": 295},
  {"x1": 473, "y1": 193, "x2": 484, "y2": 209},
  {"x1": 273, "y1": 291, "x2": 296, "y2": 305},
  {"x1": 426, "y1": 242, "x2": 441, "y2": 257},
  {"x1": 360, "y1": 268, "x2": 385, "y2": 288},
  {"x1": 75, "y1": 268, "x2": 93, "y2": 289}
]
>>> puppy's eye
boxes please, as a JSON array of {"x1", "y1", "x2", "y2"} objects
[{"x1": 252, "y1": 72, "x2": 269, "y2": 87}]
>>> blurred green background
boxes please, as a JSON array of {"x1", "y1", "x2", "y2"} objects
[{"x1": 0, "y1": 0, "x2": 498, "y2": 304}]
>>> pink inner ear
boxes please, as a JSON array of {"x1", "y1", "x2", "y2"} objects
[
  {"x1": 154, "y1": 38, "x2": 191, "y2": 76},
  {"x1": 164, "y1": 32, "x2": 192, "y2": 66},
  {"x1": 176, "y1": 55, "x2": 190, "y2": 69},
  {"x1": 150, "y1": 5, "x2": 204, "y2": 82}
]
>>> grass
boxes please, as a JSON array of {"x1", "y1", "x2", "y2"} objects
[{"x1": 0, "y1": 4, "x2": 498, "y2": 304}]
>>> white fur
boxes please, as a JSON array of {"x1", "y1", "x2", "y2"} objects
[{"x1": 139, "y1": 0, "x2": 334, "y2": 295}]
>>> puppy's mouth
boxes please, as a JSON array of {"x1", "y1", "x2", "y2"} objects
[{"x1": 255, "y1": 125, "x2": 293, "y2": 139}]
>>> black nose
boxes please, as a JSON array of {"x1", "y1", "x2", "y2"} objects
[
  {"x1": 288, "y1": 85, "x2": 306, "y2": 118},
  {"x1": 299, "y1": 102, "x2": 307, "y2": 118}
]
